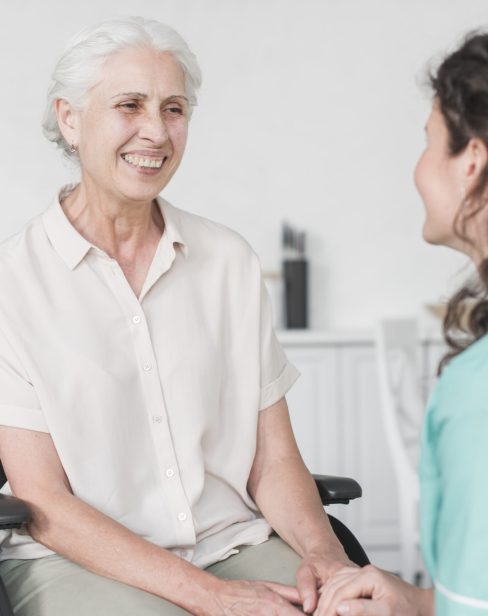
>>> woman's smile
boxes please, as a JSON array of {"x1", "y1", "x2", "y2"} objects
[{"x1": 120, "y1": 152, "x2": 168, "y2": 175}]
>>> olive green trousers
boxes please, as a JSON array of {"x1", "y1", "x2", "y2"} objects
[{"x1": 0, "y1": 536, "x2": 302, "y2": 615}]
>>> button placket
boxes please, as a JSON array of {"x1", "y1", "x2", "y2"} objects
[{"x1": 101, "y1": 258, "x2": 196, "y2": 547}]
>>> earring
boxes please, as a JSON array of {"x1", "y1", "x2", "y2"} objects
[{"x1": 69, "y1": 143, "x2": 77, "y2": 153}]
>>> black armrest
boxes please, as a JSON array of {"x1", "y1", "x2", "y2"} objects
[
  {"x1": 0, "y1": 494, "x2": 31, "y2": 529},
  {"x1": 313, "y1": 474, "x2": 362, "y2": 505}
]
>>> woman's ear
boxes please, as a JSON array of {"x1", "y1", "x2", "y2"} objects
[
  {"x1": 54, "y1": 99, "x2": 80, "y2": 149},
  {"x1": 464, "y1": 137, "x2": 488, "y2": 189}
]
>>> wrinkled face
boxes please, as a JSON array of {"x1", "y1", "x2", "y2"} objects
[
  {"x1": 74, "y1": 47, "x2": 189, "y2": 204},
  {"x1": 414, "y1": 103, "x2": 465, "y2": 248}
]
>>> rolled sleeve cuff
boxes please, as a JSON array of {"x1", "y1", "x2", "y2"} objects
[
  {"x1": 259, "y1": 361, "x2": 300, "y2": 410},
  {"x1": 0, "y1": 405, "x2": 49, "y2": 433}
]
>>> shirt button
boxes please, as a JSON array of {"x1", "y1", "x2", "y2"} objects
[
  {"x1": 152, "y1": 416, "x2": 162, "y2": 424},
  {"x1": 165, "y1": 468, "x2": 175, "y2": 477},
  {"x1": 132, "y1": 315, "x2": 141, "y2": 324},
  {"x1": 180, "y1": 550, "x2": 188, "y2": 559},
  {"x1": 178, "y1": 512, "x2": 187, "y2": 522},
  {"x1": 143, "y1": 363, "x2": 152, "y2": 371}
]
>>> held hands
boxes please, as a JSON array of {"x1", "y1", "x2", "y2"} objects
[
  {"x1": 210, "y1": 549, "x2": 404, "y2": 616},
  {"x1": 206, "y1": 546, "x2": 354, "y2": 615},
  {"x1": 313, "y1": 565, "x2": 433, "y2": 616},
  {"x1": 295, "y1": 546, "x2": 357, "y2": 614}
]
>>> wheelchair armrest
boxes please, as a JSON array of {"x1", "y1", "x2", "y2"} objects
[
  {"x1": 0, "y1": 494, "x2": 31, "y2": 529},
  {"x1": 313, "y1": 474, "x2": 362, "y2": 505}
]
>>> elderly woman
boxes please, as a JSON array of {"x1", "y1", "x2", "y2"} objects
[{"x1": 0, "y1": 17, "x2": 351, "y2": 616}]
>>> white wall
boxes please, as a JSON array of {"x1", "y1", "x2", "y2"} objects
[{"x1": 0, "y1": 0, "x2": 484, "y2": 329}]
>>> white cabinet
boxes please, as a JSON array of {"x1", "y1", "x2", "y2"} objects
[{"x1": 279, "y1": 330, "x2": 444, "y2": 571}]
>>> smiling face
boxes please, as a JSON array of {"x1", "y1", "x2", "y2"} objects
[
  {"x1": 414, "y1": 104, "x2": 465, "y2": 248},
  {"x1": 414, "y1": 103, "x2": 488, "y2": 262},
  {"x1": 59, "y1": 46, "x2": 189, "y2": 206}
]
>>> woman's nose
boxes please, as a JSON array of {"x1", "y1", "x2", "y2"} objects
[{"x1": 139, "y1": 110, "x2": 168, "y2": 144}]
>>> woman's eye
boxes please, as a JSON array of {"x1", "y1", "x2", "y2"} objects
[
  {"x1": 166, "y1": 106, "x2": 183, "y2": 115},
  {"x1": 119, "y1": 102, "x2": 139, "y2": 111}
]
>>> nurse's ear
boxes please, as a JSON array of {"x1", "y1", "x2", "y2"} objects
[
  {"x1": 462, "y1": 137, "x2": 488, "y2": 193},
  {"x1": 55, "y1": 99, "x2": 81, "y2": 151}
]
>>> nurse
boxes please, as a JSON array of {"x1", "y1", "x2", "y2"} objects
[{"x1": 317, "y1": 31, "x2": 488, "y2": 616}]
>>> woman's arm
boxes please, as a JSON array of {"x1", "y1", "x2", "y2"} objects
[
  {"x1": 0, "y1": 426, "x2": 302, "y2": 616},
  {"x1": 247, "y1": 397, "x2": 353, "y2": 613}
]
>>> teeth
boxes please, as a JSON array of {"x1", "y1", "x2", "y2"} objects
[{"x1": 122, "y1": 154, "x2": 164, "y2": 169}]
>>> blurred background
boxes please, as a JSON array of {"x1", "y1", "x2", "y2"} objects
[{"x1": 1, "y1": 0, "x2": 486, "y2": 583}]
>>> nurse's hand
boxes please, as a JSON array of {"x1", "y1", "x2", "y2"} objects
[
  {"x1": 313, "y1": 565, "x2": 434, "y2": 616},
  {"x1": 211, "y1": 578, "x2": 303, "y2": 614}
]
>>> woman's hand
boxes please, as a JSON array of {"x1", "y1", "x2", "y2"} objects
[
  {"x1": 296, "y1": 547, "x2": 357, "y2": 613},
  {"x1": 209, "y1": 578, "x2": 303, "y2": 615},
  {"x1": 314, "y1": 565, "x2": 434, "y2": 616}
]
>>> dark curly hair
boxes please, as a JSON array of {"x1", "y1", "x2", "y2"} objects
[{"x1": 431, "y1": 32, "x2": 488, "y2": 373}]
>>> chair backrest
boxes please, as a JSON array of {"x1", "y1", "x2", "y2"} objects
[{"x1": 375, "y1": 318, "x2": 424, "y2": 498}]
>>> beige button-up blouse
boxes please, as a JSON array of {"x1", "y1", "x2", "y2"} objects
[{"x1": 0, "y1": 189, "x2": 299, "y2": 567}]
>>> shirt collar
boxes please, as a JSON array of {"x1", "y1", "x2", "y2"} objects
[
  {"x1": 42, "y1": 189, "x2": 92, "y2": 270},
  {"x1": 155, "y1": 196, "x2": 189, "y2": 259},
  {"x1": 42, "y1": 188, "x2": 189, "y2": 271}
]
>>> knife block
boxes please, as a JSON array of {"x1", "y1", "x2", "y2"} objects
[{"x1": 283, "y1": 259, "x2": 308, "y2": 329}]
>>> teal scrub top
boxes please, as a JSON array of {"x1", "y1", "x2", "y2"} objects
[{"x1": 420, "y1": 334, "x2": 488, "y2": 614}]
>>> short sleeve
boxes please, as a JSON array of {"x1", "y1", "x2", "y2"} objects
[
  {"x1": 430, "y1": 365, "x2": 488, "y2": 614},
  {"x1": 0, "y1": 328, "x2": 48, "y2": 433},
  {"x1": 258, "y1": 277, "x2": 300, "y2": 410}
]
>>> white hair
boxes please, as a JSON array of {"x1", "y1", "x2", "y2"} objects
[{"x1": 42, "y1": 16, "x2": 202, "y2": 160}]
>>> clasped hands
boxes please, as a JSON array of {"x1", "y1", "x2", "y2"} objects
[
  {"x1": 212, "y1": 550, "x2": 426, "y2": 615},
  {"x1": 211, "y1": 546, "x2": 356, "y2": 615}
]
